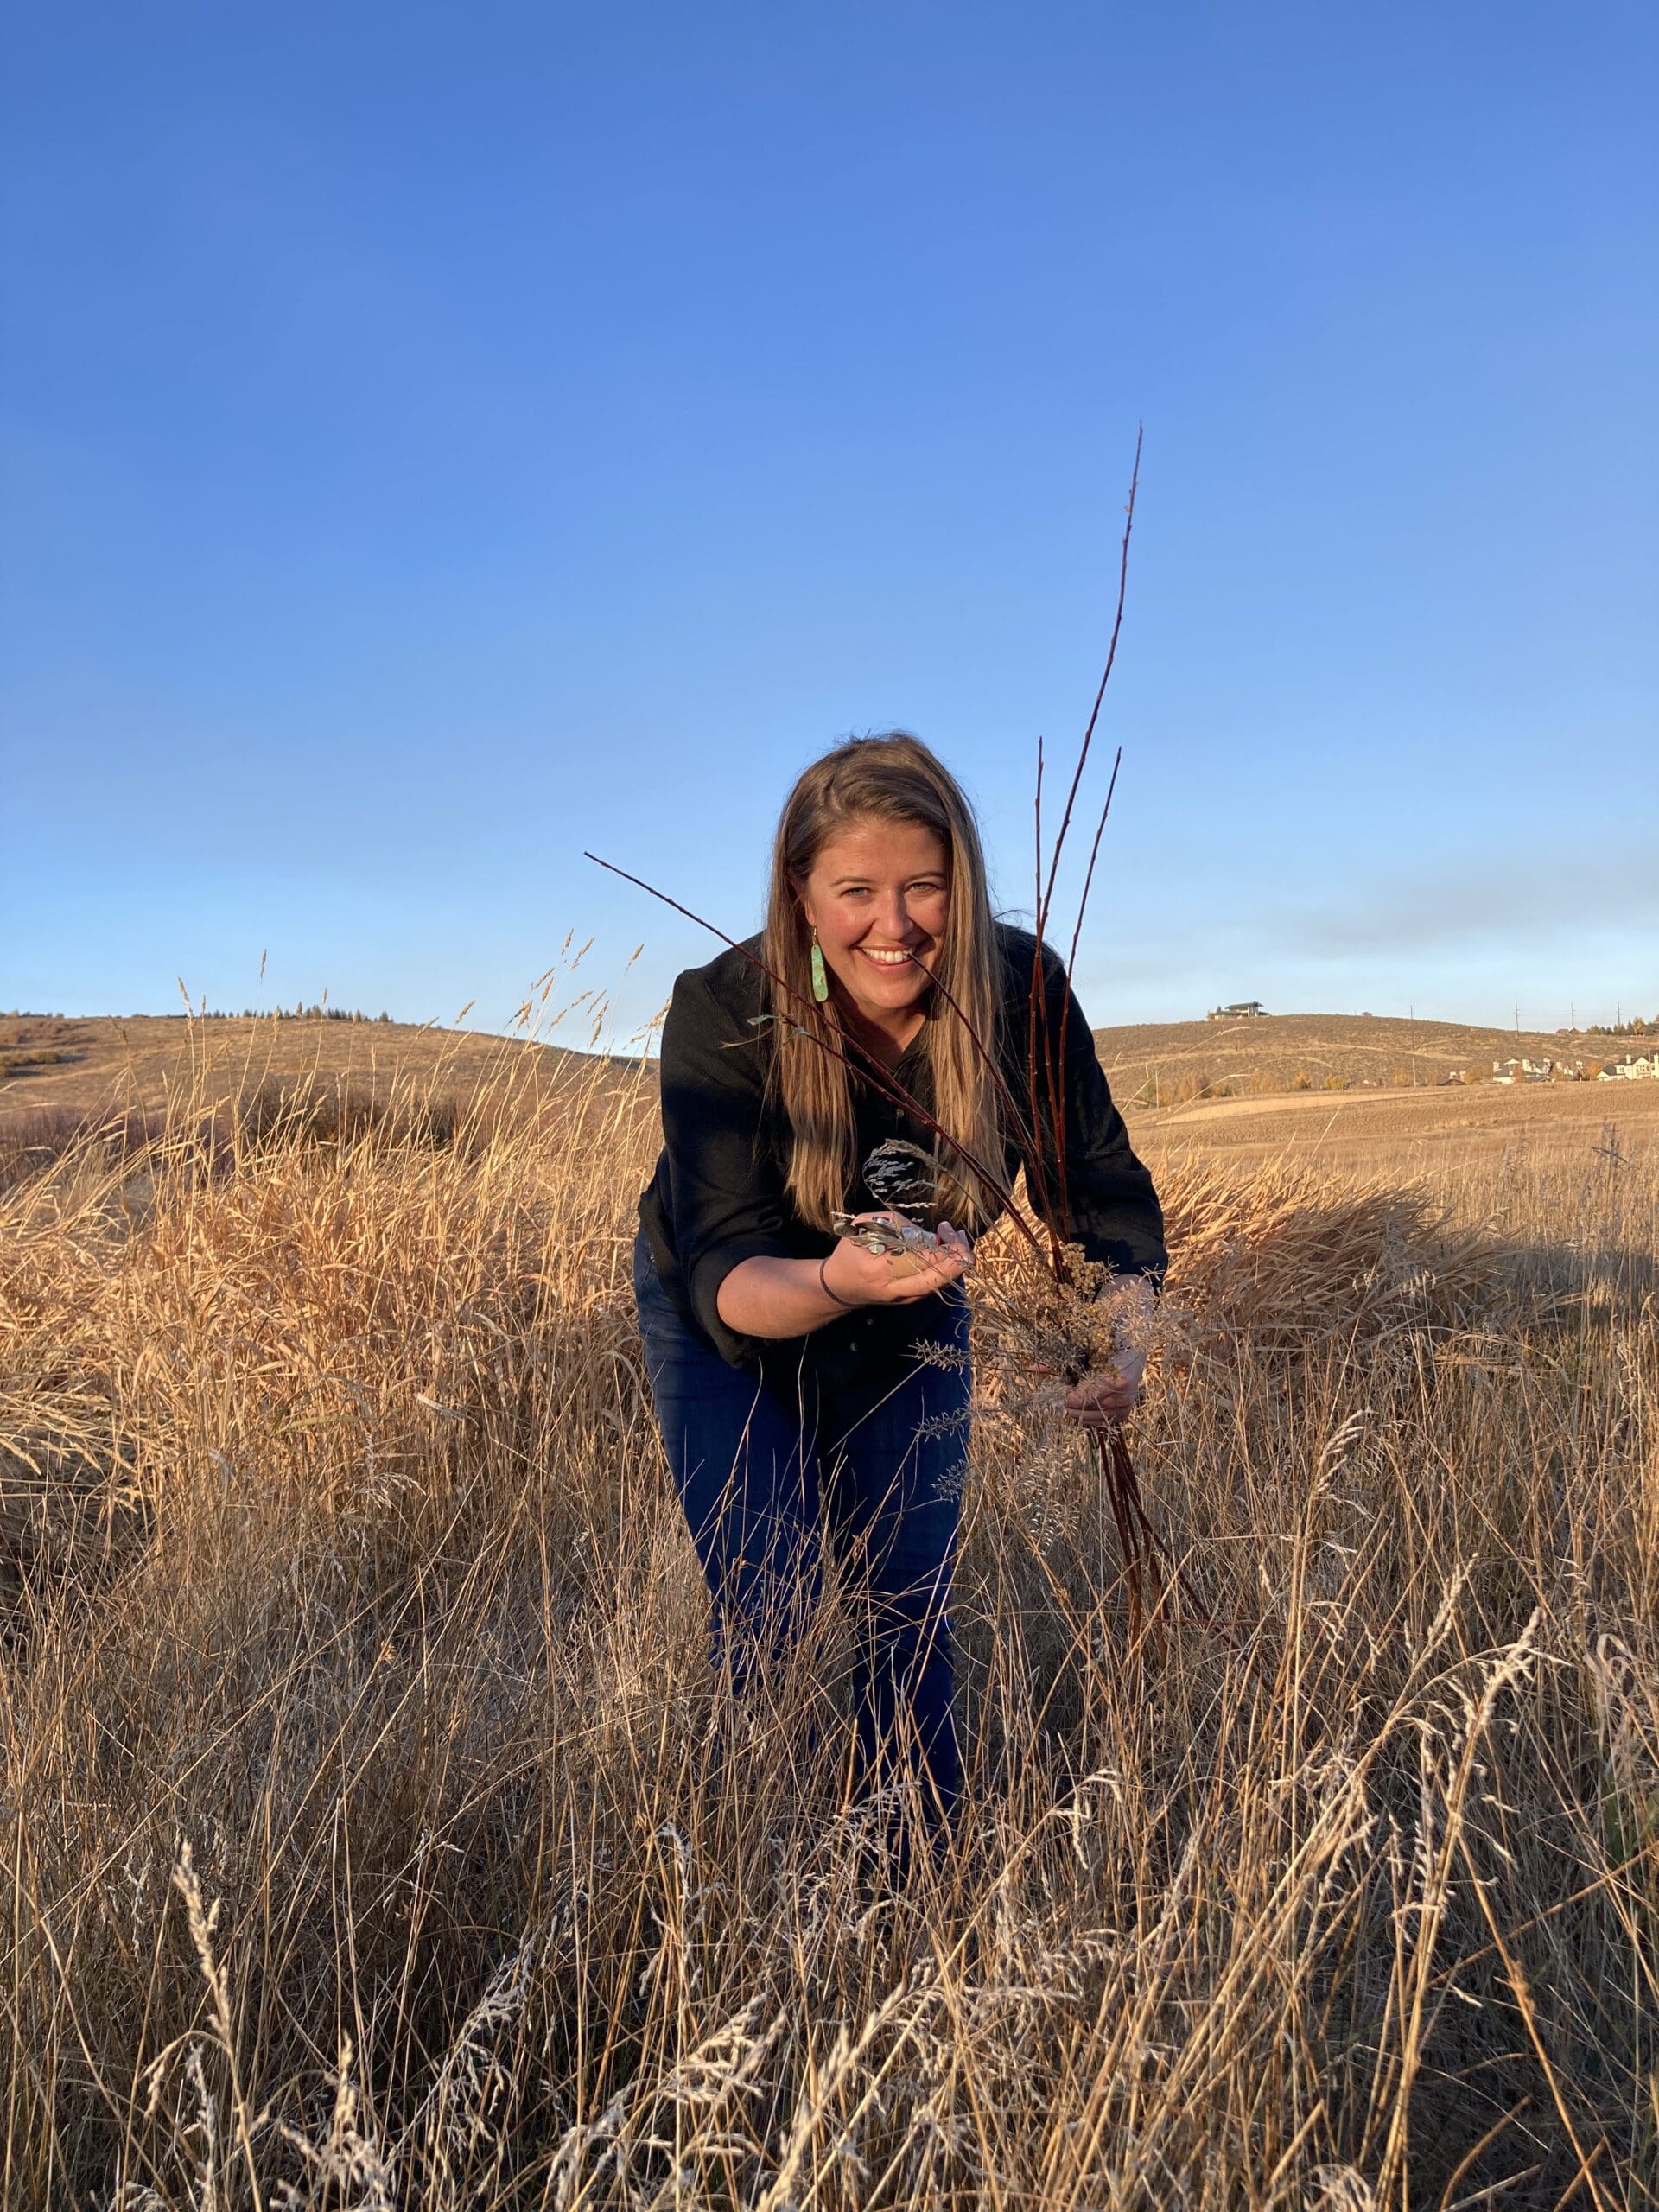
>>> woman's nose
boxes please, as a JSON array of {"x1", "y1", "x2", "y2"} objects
[{"x1": 878, "y1": 891, "x2": 914, "y2": 939}]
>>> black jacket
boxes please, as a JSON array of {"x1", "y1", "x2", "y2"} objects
[{"x1": 639, "y1": 922, "x2": 1166, "y2": 1370}]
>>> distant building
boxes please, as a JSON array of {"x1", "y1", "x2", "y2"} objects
[
  {"x1": 1492, "y1": 1057, "x2": 1554, "y2": 1084},
  {"x1": 1599, "y1": 1053, "x2": 1658, "y2": 1082},
  {"x1": 1207, "y1": 1001, "x2": 1268, "y2": 1020}
]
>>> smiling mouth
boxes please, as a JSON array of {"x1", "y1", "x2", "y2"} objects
[{"x1": 858, "y1": 946, "x2": 924, "y2": 968}]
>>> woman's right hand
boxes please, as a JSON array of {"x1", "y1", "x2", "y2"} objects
[{"x1": 820, "y1": 1216, "x2": 974, "y2": 1308}]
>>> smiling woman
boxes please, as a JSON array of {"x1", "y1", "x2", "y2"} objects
[
  {"x1": 760, "y1": 736, "x2": 1007, "y2": 1245},
  {"x1": 633, "y1": 733, "x2": 1166, "y2": 1836}
]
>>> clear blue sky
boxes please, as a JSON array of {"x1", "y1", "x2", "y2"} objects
[{"x1": 4, "y1": 1, "x2": 1655, "y2": 1040}]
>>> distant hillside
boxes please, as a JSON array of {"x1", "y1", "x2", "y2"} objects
[
  {"x1": 1090, "y1": 1011, "x2": 1628, "y2": 1102},
  {"x1": 0, "y1": 1007, "x2": 1643, "y2": 1129},
  {"x1": 0, "y1": 1012, "x2": 618, "y2": 1120}
]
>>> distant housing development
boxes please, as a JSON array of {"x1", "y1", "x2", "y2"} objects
[
  {"x1": 1207, "y1": 1001, "x2": 1268, "y2": 1020},
  {"x1": 1465, "y1": 1052, "x2": 1659, "y2": 1086}
]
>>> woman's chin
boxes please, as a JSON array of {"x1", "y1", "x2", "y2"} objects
[{"x1": 842, "y1": 979, "x2": 931, "y2": 1024}]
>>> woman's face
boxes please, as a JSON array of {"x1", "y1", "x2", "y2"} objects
[{"x1": 797, "y1": 816, "x2": 950, "y2": 1031}]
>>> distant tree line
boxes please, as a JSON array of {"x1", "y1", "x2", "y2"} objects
[{"x1": 202, "y1": 1007, "x2": 395, "y2": 1023}]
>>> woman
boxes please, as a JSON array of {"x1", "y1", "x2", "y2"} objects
[{"x1": 634, "y1": 733, "x2": 1165, "y2": 1826}]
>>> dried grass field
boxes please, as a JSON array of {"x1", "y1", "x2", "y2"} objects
[{"x1": 2, "y1": 1028, "x2": 1656, "y2": 2208}]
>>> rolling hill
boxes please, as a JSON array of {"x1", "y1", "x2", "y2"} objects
[
  {"x1": 1088, "y1": 1009, "x2": 1632, "y2": 1101},
  {"x1": 0, "y1": 1006, "x2": 1646, "y2": 1127},
  {"x1": 0, "y1": 1010, "x2": 614, "y2": 1120}
]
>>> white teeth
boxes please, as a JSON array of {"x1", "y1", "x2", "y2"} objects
[{"x1": 861, "y1": 949, "x2": 912, "y2": 964}]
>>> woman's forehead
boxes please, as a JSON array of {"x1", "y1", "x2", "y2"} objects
[{"x1": 810, "y1": 817, "x2": 948, "y2": 878}]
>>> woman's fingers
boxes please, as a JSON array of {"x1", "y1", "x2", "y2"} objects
[
  {"x1": 1064, "y1": 1389, "x2": 1135, "y2": 1413},
  {"x1": 918, "y1": 1225, "x2": 971, "y2": 1283},
  {"x1": 870, "y1": 1217, "x2": 974, "y2": 1303},
  {"x1": 934, "y1": 1218, "x2": 975, "y2": 1268},
  {"x1": 887, "y1": 1249, "x2": 968, "y2": 1302},
  {"x1": 1062, "y1": 1351, "x2": 1146, "y2": 1425},
  {"x1": 1064, "y1": 1400, "x2": 1134, "y2": 1432},
  {"x1": 827, "y1": 1216, "x2": 976, "y2": 1307}
]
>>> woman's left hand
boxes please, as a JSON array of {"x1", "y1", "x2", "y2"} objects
[{"x1": 1063, "y1": 1347, "x2": 1147, "y2": 1431}]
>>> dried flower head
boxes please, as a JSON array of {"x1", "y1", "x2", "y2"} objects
[
  {"x1": 861, "y1": 1137, "x2": 946, "y2": 1220},
  {"x1": 972, "y1": 1239, "x2": 1157, "y2": 1389}
]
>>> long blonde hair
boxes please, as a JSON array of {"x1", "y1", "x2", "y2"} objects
[{"x1": 762, "y1": 733, "x2": 1004, "y2": 1232}]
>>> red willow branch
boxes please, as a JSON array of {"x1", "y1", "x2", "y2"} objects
[
  {"x1": 1039, "y1": 750, "x2": 1066, "y2": 1252},
  {"x1": 1027, "y1": 430, "x2": 1143, "y2": 1262},
  {"x1": 1065, "y1": 744, "x2": 1122, "y2": 999},
  {"x1": 1033, "y1": 746, "x2": 1124, "y2": 1238},
  {"x1": 583, "y1": 851, "x2": 1048, "y2": 1261},
  {"x1": 900, "y1": 948, "x2": 1066, "y2": 1274},
  {"x1": 1037, "y1": 424, "x2": 1142, "y2": 941},
  {"x1": 1008, "y1": 433, "x2": 1194, "y2": 1646},
  {"x1": 1027, "y1": 732, "x2": 1065, "y2": 1257},
  {"x1": 1033, "y1": 732, "x2": 1045, "y2": 938},
  {"x1": 1100, "y1": 1427, "x2": 1255, "y2": 1666}
]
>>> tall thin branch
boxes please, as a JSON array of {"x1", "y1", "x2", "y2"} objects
[
  {"x1": 1036, "y1": 425, "x2": 1142, "y2": 939},
  {"x1": 1065, "y1": 745, "x2": 1122, "y2": 996},
  {"x1": 906, "y1": 948, "x2": 1065, "y2": 1270},
  {"x1": 1033, "y1": 733, "x2": 1045, "y2": 938}
]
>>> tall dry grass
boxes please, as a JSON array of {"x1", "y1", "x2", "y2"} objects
[{"x1": 1, "y1": 1035, "x2": 1655, "y2": 2208}]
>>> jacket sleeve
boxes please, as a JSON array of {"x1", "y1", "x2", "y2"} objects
[
  {"x1": 658, "y1": 968, "x2": 793, "y2": 1363},
  {"x1": 1020, "y1": 961, "x2": 1166, "y2": 1285}
]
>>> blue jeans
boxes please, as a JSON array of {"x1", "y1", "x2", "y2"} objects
[{"x1": 632, "y1": 1230, "x2": 971, "y2": 1820}]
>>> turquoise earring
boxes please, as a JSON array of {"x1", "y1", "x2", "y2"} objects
[{"x1": 810, "y1": 929, "x2": 830, "y2": 1004}]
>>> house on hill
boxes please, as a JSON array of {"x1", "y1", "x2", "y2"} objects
[
  {"x1": 1207, "y1": 1001, "x2": 1268, "y2": 1020},
  {"x1": 1599, "y1": 1052, "x2": 1658, "y2": 1081}
]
